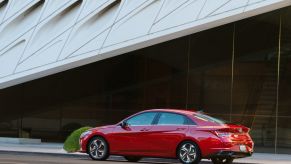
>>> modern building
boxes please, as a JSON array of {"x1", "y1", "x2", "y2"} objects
[{"x1": 0, "y1": 0, "x2": 291, "y2": 154}]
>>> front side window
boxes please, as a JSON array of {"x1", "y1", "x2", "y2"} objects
[
  {"x1": 126, "y1": 112, "x2": 157, "y2": 126},
  {"x1": 157, "y1": 113, "x2": 186, "y2": 125}
]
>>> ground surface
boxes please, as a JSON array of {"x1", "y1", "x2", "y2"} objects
[
  {"x1": 0, "y1": 143, "x2": 290, "y2": 164},
  {"x1": 0, "y1": 152, "x2": 232, "y2": 164},
  {"x1": 0, "y1": 151, "x2": 290, "y2": 164}
]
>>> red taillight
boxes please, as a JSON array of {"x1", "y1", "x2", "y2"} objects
[{"x1": 214, "y1": 131, "x2": 232, "y2": 138}]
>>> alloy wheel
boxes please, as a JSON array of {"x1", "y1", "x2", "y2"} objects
[
  {"x1": 178, "y1": 142, "x2": 200, "y2": 164},
  {"x1": 88, "y1": 137, "x2": 109, "y2": 160}
]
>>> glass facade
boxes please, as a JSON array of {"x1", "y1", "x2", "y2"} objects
[{"x1": 0, "y1": 6, "x2": 291, "y2": 154}]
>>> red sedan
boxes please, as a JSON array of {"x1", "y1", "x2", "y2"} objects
[{"x1": 79, "y1": 109, "x2": 253, "y2": 164}]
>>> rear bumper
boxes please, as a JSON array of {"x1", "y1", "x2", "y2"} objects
[{"x1": 210, "y1": 151, "x2": 253, "y2": 159}]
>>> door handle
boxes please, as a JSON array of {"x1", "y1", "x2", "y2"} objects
[
  {"x1": 176, "y1": 128, "x2": 186, "y2": 131},
  {"x1": 141, "y1": 128, "x2": 150, "y2": 131}
]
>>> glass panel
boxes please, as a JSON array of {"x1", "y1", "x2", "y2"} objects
[
  {"x1": 157, "y1": 113, "x2": 185, "y2": 125},
  {"x1": 233, "y1": 12, "x2": 279, "y2": 116},
  {"x1": 99, "y1": 53, "x2": 146, "y2": 124},
  {"x1": 144, "y1": 37, "x2": 188, "y2": 109},
  {"x1": 277, "y1": 7, "x2": 291, "y2": 154},
  {"x1": 0, "y1": 88, "x2": 19, "y2": 138},
  {"x1": 0, "y1": 119, "x2": 18, "y2": 138},
  {"x1": 232, "y1": 115, "x2": 276, "y2": 153},
  {"x1": 61, "y1": 95, "x2": 109, "y2": 140},
  {"x1": 188, "y1": 24, "x2": 233, "y2": 118},
  {"x1": 194, "y1": 113, "x2": 226, "y2": 125},
  {"x1": 126, "y1": 112, "x2": 157, "y2": 126},
  {"x1": 22, "y1": 109, "x2": 61, "y2": 142},
  {"x1": 233, "y1": 11, "x2": 280, "y2": 153},
  {"x1": 277, "y1": 117, "x2": 291, "y2": 154}
]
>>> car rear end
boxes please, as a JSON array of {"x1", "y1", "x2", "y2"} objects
[
  {"x1": 191, "y1": 112, "x2": 254, "y2": 159},
  {"x1": 210, "y1": 124, "x2": 254, "y2": 159}
]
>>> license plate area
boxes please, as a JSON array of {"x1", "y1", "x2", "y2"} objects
[{"x1": 239, "y1": 145, "x2": 247, "y2": 152}]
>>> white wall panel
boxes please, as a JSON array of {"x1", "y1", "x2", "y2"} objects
[
  {"x1": 198, "y1": 0, "x2": 230, "y2": 19},
  {"x1": 210, "y1": 0, "x2": 249, "y2": 16},
  {"x1": 0, "y1": 0, "x2": 9, "y2": 23},
  {"x1": 40, "y1": 0, "x2": 75, "y2": 21},
  {"x1": 19, "y1": 0, "x2": 83, "y2": 63},
  {"x1": 77, "y1": 0, "x2": 110, "y2": 21},
  {"x1": 155, "y1": 0, "x2": 190, "y2": 22},
  {"x1": 151, "y1": 0, "x2": 206, "y2": 33},
  {"x1": 15, "y1": 30, "x2": 71, "y2": 72},
  {"x1": 59, "y1": 0, "x2": 121, "y2": 60},
  {"x1": 115, "y1": 0, "x2": 148, "y2": 20},
  {"x1": 69, "y1": 28, "x2": 110, "y2": 58},
  {"x1": 3, "y1": 0, "x2": 38, "y2": 22},
  {"x1": 104, "y1": 0, "x2": 161, "y2": 46},
  {"x1": 0, "y1": 0, "x2": 290, "y2": 89},
  {"x1": 0, "y1": 40, "x2": 25, "y2": 78},
  {"x1": 0, "y1": 0, "x2": 44, "y2": 51}
]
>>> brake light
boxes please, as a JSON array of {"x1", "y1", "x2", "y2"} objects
[{"x1": 214, "y1": 131, "x2": 232, "y2": 138}]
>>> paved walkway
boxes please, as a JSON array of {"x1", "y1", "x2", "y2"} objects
[{"x1": 0, "y1": 143, "x2": 291, "y2": 163}]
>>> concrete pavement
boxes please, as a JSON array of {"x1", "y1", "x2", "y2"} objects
[{"x1": 0, "y1": 142, "x2": 291, "y2": 163}]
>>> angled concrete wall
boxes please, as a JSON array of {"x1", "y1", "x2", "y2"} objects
[{"x1": 0, "y1": 0, "x2": 290, "y2": 89}]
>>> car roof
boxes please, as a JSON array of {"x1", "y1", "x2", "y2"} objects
[{"x1": 142, "y1": 109, "x2": 197, "y2": 116}]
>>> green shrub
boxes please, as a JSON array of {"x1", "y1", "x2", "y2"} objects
[{"x1": 63, "y1": 126, "x2": 92, "y2": 152}]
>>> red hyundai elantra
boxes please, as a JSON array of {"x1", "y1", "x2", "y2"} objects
[{"x1": 79, "y1": 109, "x2": 253, "y2": 164}]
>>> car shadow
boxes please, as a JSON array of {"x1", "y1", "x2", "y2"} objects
[{"x1": 103, "y1": 156, "x2": 260, "y2": 164}]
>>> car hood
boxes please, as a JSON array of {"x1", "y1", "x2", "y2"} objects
[{"x1": 91, "y1": 125, "x2": 116, "y2": 131}]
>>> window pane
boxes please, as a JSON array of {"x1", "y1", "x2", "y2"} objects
[
  {"x1": 232, "y1": 11, "x2": 280, "y2": 153},
  {"x1": 188, "y1": 24, "x2": 233, "y2": 118},
  {"x1": 277, "y1": 7, "x2": 291, "y2": 154},
  {"x1": 158, "y1": 113, "x2": 185, "y2": 125},
  {"x1": 144, "y1": 37, "x2": 188, "y2": 109},
  {"x1": 126, "y1": 112, "x2": 156, "y2": 126},
  {"x1": 277, "y1": 117, "x2": 291, "y2": 154},
  {"x1": 233, "y1": 11, "x2": 279, "y2": 116},
  {"x1": 232, "y1": 115, "x2": 276, "y2": 153},
  {"x1": 194, "y1": 113, "x2": 226, "y2": 125}
]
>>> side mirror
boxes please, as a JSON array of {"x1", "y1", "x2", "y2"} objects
[{"x1": 120, "y1": 121, "x2": 128, "y2": 128}]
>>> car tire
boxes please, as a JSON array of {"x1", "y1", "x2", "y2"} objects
[
  {"x1": 87, "y1": 136, "x2": 109, "y2": 161},
  {"x1": 211, "y1": 157, "x2": 234, "y2": 164},
  {"x1": 124, "y1": 156, "x2": 142, "y2": 162},
  {"x1": 177, "y1": 141, "x2": 201, "y2": 164}
]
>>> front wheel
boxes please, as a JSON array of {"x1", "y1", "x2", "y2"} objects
[
  {"x1": 211, "y1": 157, "x2": 234, "y2": 164},
  {"x1": 88, "y1": 136, "x2": 109, "y2": 161},
  {"x1": 124, "y1": 156, "x2": 142, "y2": 162},
  {"x1": 177, "y1": 141, "x2": 201, "y2": 164}
]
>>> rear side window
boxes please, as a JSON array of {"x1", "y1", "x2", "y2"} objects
[
  {"x1": 157, "y1": 112, "x2": 191, "y2": 125},
  {"x1": 194, "y1": 113, "x2": 225, "y2": 125}
]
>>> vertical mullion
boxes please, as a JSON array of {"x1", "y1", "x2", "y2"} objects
[
  {"x1": 275, "y1": 13, "x2": 282, "y2": 154},
  {"x1": 230, "y1": 23, "x2": 236, "y2": 122}
]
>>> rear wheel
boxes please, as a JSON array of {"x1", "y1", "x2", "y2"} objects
[
  {"x1": 88, "y1": 136, "x2": 109, "y2": 161},
  {"x1": 177, "y1": 141, "x2": 201, "y2": 164},
  {"x1": 124, "y1": 156, "x2": 142, "y2": 162},
  {"x1": 211, "y1": 157, "x2": 234, "y2": 164}
]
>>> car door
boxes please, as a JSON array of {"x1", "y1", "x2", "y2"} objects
[
  {"x1": 149, "y1": 112, "x2": 191, "y2": 157},
  {"x1": 108, "y1": 112, "x2": 158, "y2": 155}
]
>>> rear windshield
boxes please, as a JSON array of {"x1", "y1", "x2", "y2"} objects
[{"x1": 194, "y1": 113, "x2": 226, "y2": 125}]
